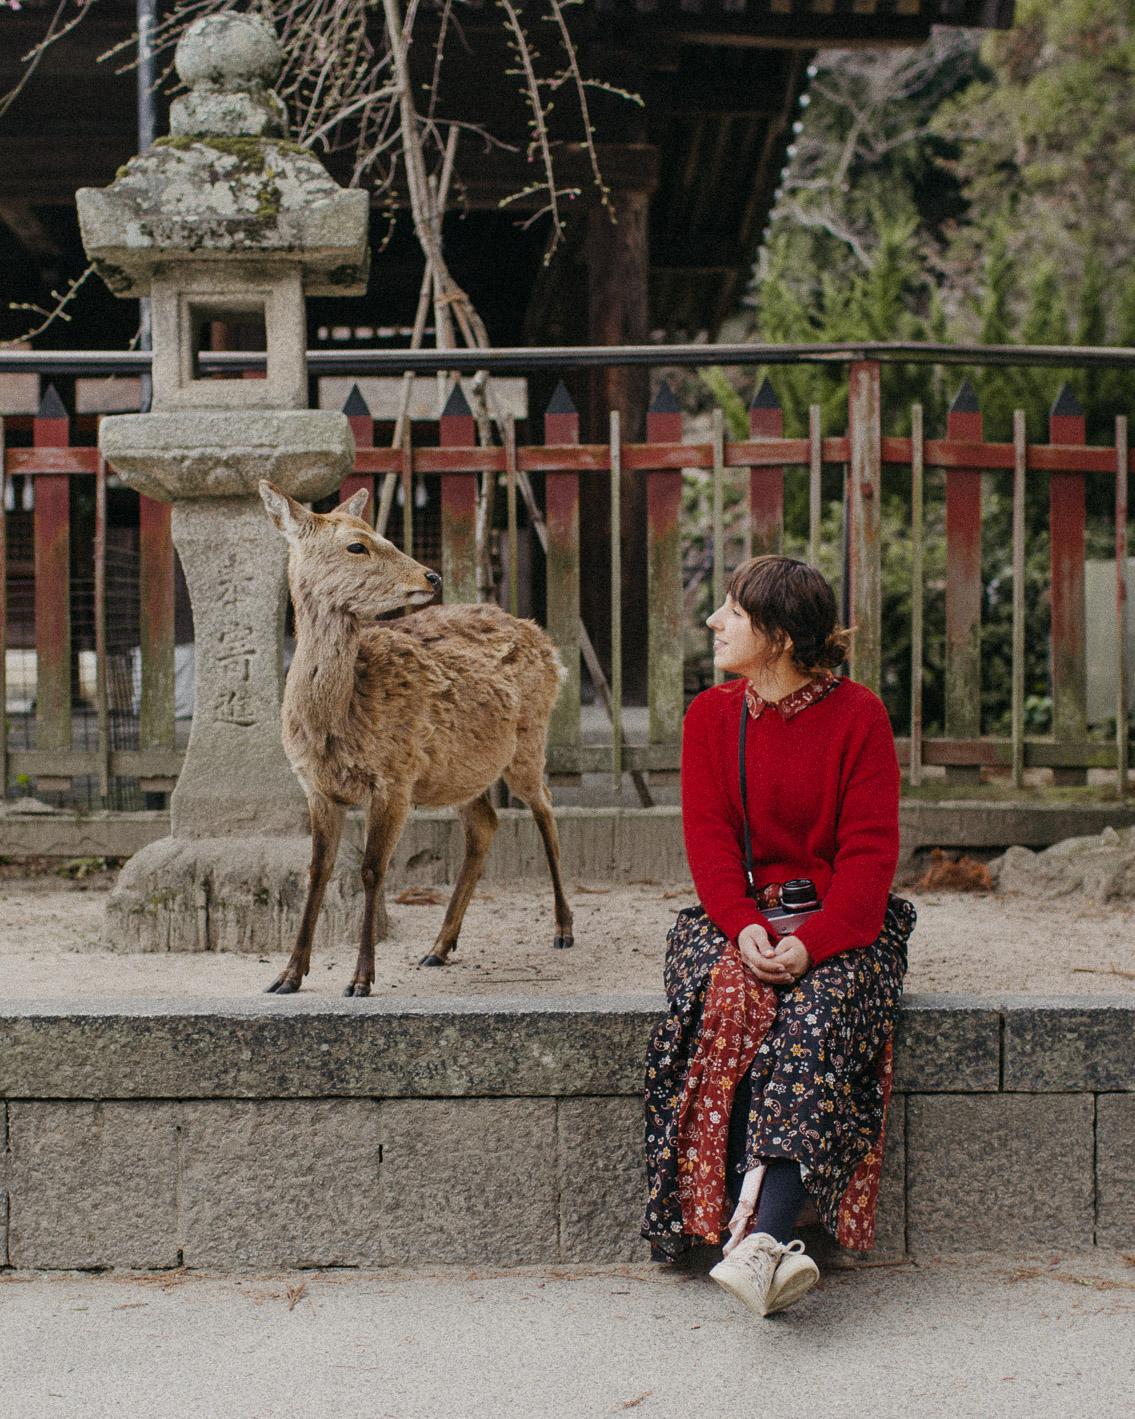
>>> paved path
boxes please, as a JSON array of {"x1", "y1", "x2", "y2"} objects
[{"x1": 3, "y1": 1252, "x2": 1134, "y2": 1418}]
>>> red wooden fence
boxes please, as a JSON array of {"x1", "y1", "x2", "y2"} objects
[{"x1": 0, "y1": 360, "x2": 1130, "y2": 805}]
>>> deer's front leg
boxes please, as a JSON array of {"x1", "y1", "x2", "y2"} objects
[
  {"x1": 266, "y1": 794, "x2": 346, "y2": 994},
  {"x1": 345, "y1": 788, "x2": 411, "y2": 997}
]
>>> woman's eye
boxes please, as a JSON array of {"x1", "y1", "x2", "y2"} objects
[{"x1": 347, "y1": 543, "x2": 367, "y2": 554}]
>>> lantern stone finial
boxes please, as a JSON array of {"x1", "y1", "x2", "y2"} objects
[{"x1": 171, "y1": 11, "x2": 288, "y2": 138}]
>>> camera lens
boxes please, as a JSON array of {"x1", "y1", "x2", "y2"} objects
[{"x1": 780, "y1": 878, "x2": 818, "y2": 910}]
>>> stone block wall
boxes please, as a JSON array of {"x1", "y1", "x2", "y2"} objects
[{"x1": 0, "y1": 996, "x2": 1131, "y2": 1269}]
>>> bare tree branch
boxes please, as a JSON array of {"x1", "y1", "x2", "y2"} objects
[{"x1": 2, "y1": 265, "x2": 97, "y2": 346}]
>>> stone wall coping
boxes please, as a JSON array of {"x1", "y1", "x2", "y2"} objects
[
  {"x1": 1, "y1": 994, "x2": 1131, "y2": 1101},
  {"x1": 4, "y1": 801, "x2": 1135, "y2": 866},
  {"x1": 0, "y1": 992, "x2": 666, "y2": 1021}
]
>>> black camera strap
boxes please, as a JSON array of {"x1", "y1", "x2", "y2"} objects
[{"x1": 738, "y1": 696, "x2": 758, "y2": 901}]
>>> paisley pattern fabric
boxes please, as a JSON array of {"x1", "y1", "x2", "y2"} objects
[
  {"x1": 642, "y1": 896, "x2": 915, "y2": 1261},
  {"x1": 744, "y1": 671, "x2": 841, "y2": 722},
  {"x1": 675, "y1": 943, "x2": 777, "y2": 1241}
]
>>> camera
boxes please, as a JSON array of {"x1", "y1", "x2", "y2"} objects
[{"x1": 763, "y1": 878, "x2": 821, "y2": 937}]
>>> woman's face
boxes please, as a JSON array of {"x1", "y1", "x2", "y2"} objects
[{"x1": 707, "y1": 595, "x2": 782, "y2": 679}]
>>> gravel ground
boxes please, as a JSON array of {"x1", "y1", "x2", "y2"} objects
[
  {"x1": 2, "y1": 1253, "x2": 1135, "y2": 1418},
  {"x1": 0, "y1": 870, "x2": 1132, "y2": 999}
]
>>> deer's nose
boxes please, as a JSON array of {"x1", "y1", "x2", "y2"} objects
[{"x1": 426, "y1": 572, "x2": 442, "y2": 592}]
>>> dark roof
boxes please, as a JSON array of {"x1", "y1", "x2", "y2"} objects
[{"x1": 0, "y1": 0, "x2": 1014, "y2": 346}]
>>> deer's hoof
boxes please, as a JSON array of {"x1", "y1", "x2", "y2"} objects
[
  {"x1": 419, "y1": 952, "x2": 447, "y2": 967},
  {"x1": 553, "y1": 933, "x2": 574, "y2": 950},
  {"x1": 343, "y1": 981, "x2": 372, "y2": 998},
  {"x1": 266, "y1": 977, "x2": 299, "y2": 994}
]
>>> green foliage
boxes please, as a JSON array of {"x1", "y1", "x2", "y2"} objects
[
  {"x1": 677, "y1": 8, "x2": 1135, "y2": 747},
  {"x1": 698, "y1": 368, "x2": 748, "y2": 439}
]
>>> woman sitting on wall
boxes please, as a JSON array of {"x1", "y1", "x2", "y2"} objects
[{"x1": 642, "y1": 554, "x2": 914, "y2": 1317}]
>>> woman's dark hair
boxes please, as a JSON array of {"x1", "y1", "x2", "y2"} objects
[{"x1": 726, "y1": 555, "x2": 851, "y2": 675}]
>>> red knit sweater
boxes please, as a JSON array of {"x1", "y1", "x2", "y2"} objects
[{"x1": 680, "y1": 675, "x2": 900, "y2": 965}]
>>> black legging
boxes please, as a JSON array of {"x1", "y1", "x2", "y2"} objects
[{"x1": 725, "y1": 1066, "x2": 809, "y2": 1245}]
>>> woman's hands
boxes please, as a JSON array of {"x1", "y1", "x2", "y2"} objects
[{"x1": 736, "y1": 923, "x2": 811, "y2": 985}]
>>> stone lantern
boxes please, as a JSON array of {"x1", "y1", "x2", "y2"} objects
[{"x1": 78, "y1": 10, "x2": 372, "y2": 952}]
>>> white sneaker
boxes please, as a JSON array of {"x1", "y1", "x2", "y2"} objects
[
  {"x1": 765, "y1": 1242, "x2": 820, "y2": 1314},
  {"x1": 709, "y1": 1233, "x2": 819, "y2": 1317}
]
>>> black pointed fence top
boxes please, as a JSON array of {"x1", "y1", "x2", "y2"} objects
[
  {"x1": 750, "y1": 376, "x2": 781, "y2": 412},
  {"x1": 649, "y1": 379, "x2": 680, "y2": 415},
  {"x1": 1050, "y1": 381, "x2": 1083, "y2": 419},
  {"x1": 441, "y1": 380, "x2": 473, "y2": 419},
  {"x1": 546, "y1": 380, "x2": 577, "y2": 416},
  {"x1": 949, "y1": 379, "x2": 980, "y2": 415},
  {"x1": 342, "y1": 383, "x2": 371, "y2": 418},
  {"x1": 38, "y1": 384, "x2": 67, "y2": 420}
]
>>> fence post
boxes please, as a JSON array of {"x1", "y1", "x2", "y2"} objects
[
  {"x1": 944, "y1": 380, "x2": 983, "y2": 783},
  {"x1": 1117, "y1": 415, "x2": 1129, "y2": 797},
  {"x1": 909, "y1": 403, "x2": 924, "y2": 788},
  {"x1": 439, "y1": 382, "x2": 477, "y2": 604},
  {"x1": 340, "y1": 383, "x2": 375, "y2": 521},
  {"x1": 847, "y1": 361, "x2": 882, "y2": 693},
  {"x1": 610, "y1": 411, "x2": 623, "y2": 790},
  {"x1": 138, "y1": 490, "x2": 176, "y2": 793},
  {"x1": 0, "y1": 415, "x2": 6, "y2": 801},
  {"x1": 646, "y1": 381, "x2": 684, "y2": 765},
  {"x1": 749, "y1": 376, "x2": 783, "y2": 557},
  {"x1": 1049, "y1": 382, "x2": 1088, "y2": 784},
  {"x1": 712, "y1": 408, "x2": 725, "y2": 685},
  {"x1": 543, "y1": 382, "x2": 581, "y2": 778},
  {"x1": 33, "y1": 385, "x2": 72, "y2": 792},
  {"x1": 1012, "y1": 410, "x2": 1028, "y2": 790}
]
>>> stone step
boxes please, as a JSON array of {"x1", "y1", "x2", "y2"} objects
[{"x1": 3, "y1": 801, "x2": 1135, "y2": 879}]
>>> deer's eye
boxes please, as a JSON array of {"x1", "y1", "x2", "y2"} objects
[{"x1": 346, "y1": 542, "x2": 368, "y2": 554}]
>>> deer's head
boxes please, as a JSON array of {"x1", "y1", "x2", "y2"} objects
[{"x1": 260, "y1": 480, "x2": 441, "y2": 618}]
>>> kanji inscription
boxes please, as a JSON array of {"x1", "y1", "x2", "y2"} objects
[{"x1": 211, "y1": 554, "x2": 261, "y2": 727}]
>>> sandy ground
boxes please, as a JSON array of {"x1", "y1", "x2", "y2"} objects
[
  {"x1": 0, "y1": 871, "x2": 1132, "y2": 999},
  {"x1": 3, "y1": 1253, "x2": 1135, "y2": 1419}
]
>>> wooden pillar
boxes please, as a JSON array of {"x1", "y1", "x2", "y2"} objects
[
  {"x1": 585, "y1": 190, "x2": 650, "y2": 701},
  {"x1": 944, "y1": 380, "x2": 983, "y2": 784},
  {"x1": 544, "y1": 382, "x2": 581, "y2": 772},
  {"x1": 33, "y1": 385, "x2": 72, "y2": 793},
  {"x1": 847, "y1": 362, "x2": 882, "y2": 693},
  {"x1": 1049, "y1": 382, "x2": 1088, "y2": 785},
  {"x1": 749, "y1": 376, "x2": 784, "y2": 557},
  {"x1": 439, "y1": 382, "x2": 478, "y2": 605},
  {"x1": 340, "y1": 383, "x2": 375, "y2": 520},
  {"x1": 138, "y1": 491, "x2": 176, "y2": 793},
  {"x1": 646, "y1": 381, "x2": 684, "y2": 757},
  {"x1": 587, "y1": 191, "x2": 650, "y2": 441}
]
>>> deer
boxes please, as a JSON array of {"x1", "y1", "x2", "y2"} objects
[{"x1": 258, "y1": 479, "x2": 574, "y2": 996}]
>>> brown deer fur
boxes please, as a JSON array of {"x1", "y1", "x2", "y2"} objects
[{"x1": 259, "y1": 479, "x2": 573, "y2": 996}]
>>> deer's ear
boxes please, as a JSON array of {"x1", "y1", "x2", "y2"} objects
[
  {"x1": 259, "y1": 480, "x2": 312, "y2": 540},
  {"x1": 343, "y1": 486, "x2": 369, "y2": 520}
]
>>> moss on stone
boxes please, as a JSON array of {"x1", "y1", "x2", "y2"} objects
[
  {"x1": 255, "y1": 178, "x2": 282, "y2": 223},
  {"x1": 153, "y1": 134, "x2": 308, "y2": 166}
]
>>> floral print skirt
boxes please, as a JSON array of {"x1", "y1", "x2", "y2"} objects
[{"x1": 642, "y1": 896, "x2": 915, "y2": 1260}]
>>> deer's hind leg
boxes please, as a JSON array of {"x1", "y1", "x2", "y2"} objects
[
  {"x1": 420, "y1": 792, "x2": 498, "y2": 967},
  {"x1": 345, "y1": 788, "x2": 412, "y2": 997},
  {"x1": 503, "y1": 767, "x2": 573, "y2": 951},
  {"x1": 267, "y1": 794, "x2": 346, "y2": 994}
]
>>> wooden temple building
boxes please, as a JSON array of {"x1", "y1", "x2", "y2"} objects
[{"x1": 1, "y1": 0, "x2": 1013, "y2": 702}]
